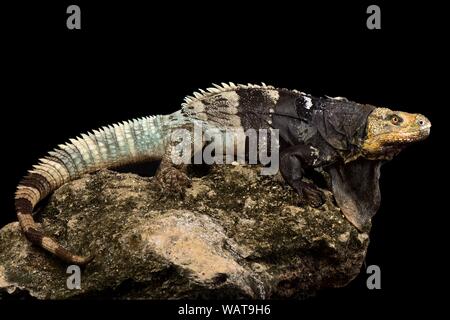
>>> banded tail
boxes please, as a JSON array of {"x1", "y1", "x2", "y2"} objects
[{"x1": 14, "y1": 114, "x2": 175, "y2": 265}]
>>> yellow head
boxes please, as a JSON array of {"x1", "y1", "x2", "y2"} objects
[{"x1": 362, "y1": 107, "x2": 431, "y2": 159}]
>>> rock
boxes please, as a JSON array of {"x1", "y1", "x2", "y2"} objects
[{"x1": 0, "y1": 165, "x2": 369, "y2": 299}]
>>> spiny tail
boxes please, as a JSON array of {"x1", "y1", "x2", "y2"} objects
[{"x1": 15, "y1": 114, "x2": 179, "y2": 265}]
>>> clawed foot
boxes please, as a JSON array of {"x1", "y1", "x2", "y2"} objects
[
  {"x1": 295, "y1": 182, "x2": 325, "y2": 207},
  {"x1": 155, "y1": 166, "x2": 192, "y2": 198}
]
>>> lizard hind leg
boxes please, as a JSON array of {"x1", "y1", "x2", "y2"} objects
[{"x1": 155, "y1": 150, "x2": 192, "y2": 198}]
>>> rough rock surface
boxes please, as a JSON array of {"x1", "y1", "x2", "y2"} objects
[{"x1": 0, "y1": 164, "x2": 370, "y2": 299}]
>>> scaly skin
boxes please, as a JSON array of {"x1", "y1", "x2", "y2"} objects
[
  {"x1": 362, "y1": 108, "x2": 431, "y2": 159},
  {"x1": 15, "y1": 114, "x2": 179, "y2": 264},
  {"x1": 13, "y1": 83, "x2": 431, "y2": 265}
]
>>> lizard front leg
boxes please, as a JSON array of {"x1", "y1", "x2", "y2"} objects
[{"x1": 280, "y1": 144, "x2": 325, "y2": 207}]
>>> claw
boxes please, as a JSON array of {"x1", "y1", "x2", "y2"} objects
[
  {"x1": 155, "y1": 166, "x2": 191, "y2": 198},
  {"x1": 304, "y1": 188, "x2": 325, "y2": 207},
  {"x1": 293, "y1": 181, "x2": 325, "y2": 207}
]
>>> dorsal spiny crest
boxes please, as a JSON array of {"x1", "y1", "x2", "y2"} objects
[{"x1": 181, "y1": 82, "x2": 275, "y2": 111}]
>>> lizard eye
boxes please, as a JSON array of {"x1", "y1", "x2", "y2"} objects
[{"x1": 391, "y1": 115, "x2": 400, "y2": 125}]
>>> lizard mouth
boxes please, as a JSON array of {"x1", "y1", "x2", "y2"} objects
[
  {"x1": 375, "y1": 125, "x2": 431, "y2": 145},
  {"x1": 397, "y1": 127, "x2": 431, "y2": 142},
  {"x1": 362, "y1": 125, "x2": 431, "y2": 157}
]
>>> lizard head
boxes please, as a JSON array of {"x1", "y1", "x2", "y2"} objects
[{"x1": 361, "y1": 107, "x2": 431, "y2": 159}]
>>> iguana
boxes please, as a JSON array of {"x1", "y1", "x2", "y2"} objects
[{"x1": 14, "y1": 83, "x2": 431, "y2": 265}]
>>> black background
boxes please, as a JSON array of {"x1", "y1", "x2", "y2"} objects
[{"x1": 1, "y1": 0, "x2": 447, "y2": 317}]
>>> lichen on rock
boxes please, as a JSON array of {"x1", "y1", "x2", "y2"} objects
[{"x1": 0, "y1": 164, "x2": 369, "y2": 299}]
